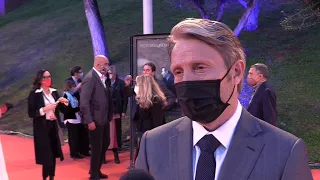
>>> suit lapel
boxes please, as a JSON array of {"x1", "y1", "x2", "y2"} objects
[
  {"x1": 248, "y1": 82, "x2": 265, "y2": 109},
  {"x1": 92, "y1": 70, "x2": 109, "y2": 94},
  {"x1": 169, "y1": 118, "x2": 193, "y2": 180},
  {"x1": 219, "y1": 109, "x2": 264, "y2": 180}
]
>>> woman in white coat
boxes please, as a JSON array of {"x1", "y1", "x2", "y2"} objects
[{"x1": 0, "y1": 136, "x2": 9, "y2": 180}]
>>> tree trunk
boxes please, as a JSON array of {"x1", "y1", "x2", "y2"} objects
[
  {"x1": 83, "y1": 0, "x2": 109, "y2": 58},
  {"x1": 233, "y1": 0, "x2": 259, "y2": 37},
  {"x1": 244, "y1": 0, "x2": 260, "y2": 31}
]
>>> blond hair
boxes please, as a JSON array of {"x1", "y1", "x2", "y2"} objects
[
  {"x1": 168, "y1": 18, "x2": 246, "y2": 92},
  {"x1": 135, "y1": 75, "x2": 167, "y2": 109}
]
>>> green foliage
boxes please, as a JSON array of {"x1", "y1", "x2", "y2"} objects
[{"x1": 0, "y1": 0, "x2": 319, "y2": 162}]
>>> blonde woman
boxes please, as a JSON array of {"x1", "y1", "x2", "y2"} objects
[{"x1": 133, "y1": 75, "x2": 167, "y2": 160}]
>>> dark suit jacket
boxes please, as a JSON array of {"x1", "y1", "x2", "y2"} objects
[
  {"x1": 80, "y1": 69, "x2": 113, "y2": 126},
  {"x1": 135, "y1": 109, "x2": 312, "y2": 180},
  {"x1": 247, "y1": 81, "x2": 277, "y2": 126},
  {"x1": 66, "y1": 76, "x2": 82, "y2": 100},
  {"x1": 163, "y1": 72, "x2": 176, "y2": 96},
  {"x1": 111, "y1": 76, "x2": 128, "y2": 114},
  {"x1": 27, "y1": 88, "x2": 64, "y2": 165}
]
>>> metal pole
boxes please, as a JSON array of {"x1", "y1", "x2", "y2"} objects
[
  {"x1": 129, "y1": 35, "x2": 135, "y2": 169},
  {"x1": 143, "y1": 0, "x2": 153, "y2": 34}
]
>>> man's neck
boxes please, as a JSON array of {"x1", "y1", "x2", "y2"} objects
[
  {"x1": 254, "y1": 80, "x2": 266, "y2": 89},
  {"x1": 199, "y1": 101, "x2": 238, "y2": 132},
  {"x1": 72, "y1": 76, "x2": 78, "y2": 80}
]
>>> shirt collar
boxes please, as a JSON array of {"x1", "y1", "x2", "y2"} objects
[
  {"x1": 192, "y1": 100, "x2": 242, "y2": 149},
  {"x1": 93, "y1": 67, "x2": 104, "y2": 78},
  {"x1": 35, "y1": 87, "x2": 57, "y2": 93},
  {"x1": 72, "y1": 76, "x2": 78, "y2": 82},
  {"x1": 253, "y1": 80, "x2": 266, "y2": 92}
]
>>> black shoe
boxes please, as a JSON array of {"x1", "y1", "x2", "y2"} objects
[
  {"x1": 114, "y1": 157, "x2": 120, "y2": 164},
  {"x1": 81, "y1": 152, "x2": 91, "y2": 157},
  {"x1": 99, "y1": 172, "x2": 108, "y2": 179},
  {"x1": 49, "y1": 176, "x2": 54, "y2": 180},
  {"x1": 89, "y1": 176, "x2": 100, "y2": 180},
  {"x1": 113, "y1": 149, "x2": 120, "y2": 164},
  {"x1": 71, "y1": 154, "x2": 84, "y2": 159}
]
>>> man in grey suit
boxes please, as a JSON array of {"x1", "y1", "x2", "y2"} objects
[
  {"x1": 135, "y1": 18, "x2": 313, "y2": 180},
  {"x1": 80, "y1": 55, "x2": 113, "y2": 180}
]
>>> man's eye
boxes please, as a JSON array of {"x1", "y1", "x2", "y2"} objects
[
  {"x1": 174, "y1": 70, "x2": 182, "y2": 75},
  {"x1": 195, "y1": 65, "x2": 206, "y2": 71}
]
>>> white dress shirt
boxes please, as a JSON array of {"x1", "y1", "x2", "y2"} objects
[
  {"x1": 93, "y1": 67, "x2": 106, "y2": 88},
  {"x1": 37, "y1": 88, "x2": 58, "y2": 120},
  {"x1": 72, "y1": 76, "x2": 79, "y2": 86},
  {"x1": 192, "y1": 100, "x2": 242, "y2": 180}
]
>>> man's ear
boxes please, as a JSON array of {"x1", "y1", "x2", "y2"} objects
[{"x1": 233, "y1": 60, "x2": 245, "y2": 85}]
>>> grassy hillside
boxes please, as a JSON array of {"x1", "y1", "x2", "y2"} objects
[{"x1": 0, "y1": 0, "x2": 319, "y2": 162}]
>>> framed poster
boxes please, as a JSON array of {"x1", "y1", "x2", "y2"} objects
[
  {"x1": 130, "y1": 34, "x2": 182, "y2": 122},
  {"x1": 129, "y1": 34, "x2": 183, "y2": 168}
]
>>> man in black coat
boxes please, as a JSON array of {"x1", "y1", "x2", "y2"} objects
[
  {"x1": 108, "y1": 65, "x2": 128, "y2": 150},
  {"x1": 66, "y1": 66, "x2": 83, "y2": 100},
  {"x1": 80, "y1": 55, "x2": 113, "y2": 180},
  {"x1": 66, "y1": 66, "x2": 90, "y2": 156},
  {"x1": 247, "y1": 63, "x2": 278, "y2": 126}
]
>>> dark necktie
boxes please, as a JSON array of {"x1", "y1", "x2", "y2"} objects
[{"x1": 195, "y1": 134, "x2": 221, "y2": 180}]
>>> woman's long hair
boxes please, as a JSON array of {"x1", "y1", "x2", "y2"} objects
[
  {"x1": 32, "y1": 69, "x2": 48, "y2": 90},
  {"x1": 135, "y1": 75, "x2": 167, "y2": 109}
]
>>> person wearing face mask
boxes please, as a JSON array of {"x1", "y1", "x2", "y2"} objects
[
  {"x1": 247, "y1": 63, "x2": 277, "y2": 126},
  {"x1": 103, "y1": 65, "x2": 128, "y2": 164},
  {"x1": 62, "y1": 80, "x2": 88, "y2": 159},
  {"x1": 80, "y1": 55, "x2": 113, "y2": 180},
  {"x1": 66, "y1": 66, "x2": 84, "y2": 100},
  {"x1": 66, "y1": 66, "x2": 90, "y2": 157},
  {"x1": 135, "y1": 18, "x2": 312, "y2": 180},
  {"x1": 133, "y1": 75, "x2": 167, "y2": 162},
  {"x1": 28, "y1": 69, "x2": 69, "y2": 180}
]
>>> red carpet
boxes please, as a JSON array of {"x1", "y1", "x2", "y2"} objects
[
  {"x1": 1, "y1": 134, "x2": 320, "y2": 180},
  {"x1": 1, "y1": 135, "x2": 130, "y2": 180}
]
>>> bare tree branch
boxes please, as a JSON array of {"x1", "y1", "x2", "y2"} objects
[
  {"x1": 216, "y1": 0, "x2": 226, "y2": 21},
  {"x1": 233, "y1": 0, "x2": 260, "y2": 36},
  {"x1": 280, "y1": 2, "x2": 320, "y2": 30},
  {"x1": 237, "y1": 0, "x2": 248, "y2": 8},
  {"x1": 192, "y1": 0, "x2": 210, "y2": 18}
]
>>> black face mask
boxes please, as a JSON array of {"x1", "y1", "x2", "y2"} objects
[{"x1": 174, "y1": 68, "x2": 235, "y2": 124}]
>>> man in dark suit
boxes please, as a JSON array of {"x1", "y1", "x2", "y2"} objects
[
  {"x1": 135, "y1": 18, "x2": 312, "y2": 180},
  {"x1": 66, "y1": 66, "x2": 83, "y2": 100},
  {"x1": 66, "y1": 66, "x2": 90, "y2": 156},
  {"x1": 108, "y1": 65, "x2": 128, "y2": 150},
  {"x1": 247, "y1": 63, "x2": 277, "y2": 126},
  {"x1": 80, "y1": 55, "x2": 113, "y2": 180}
]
